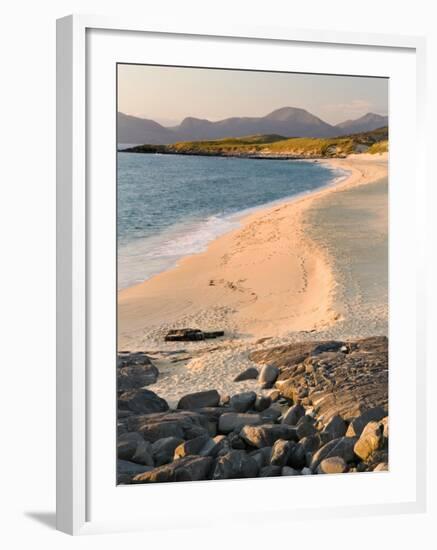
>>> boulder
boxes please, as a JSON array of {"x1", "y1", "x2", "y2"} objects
[
  {"x1": 301, "y1": 467, "x2": 313, "y2": 475},
  {"x1": 321, "y1": 415, "x2": 347, "y2": 443},
  {"x1": 218, "y1": 412, "x2": 263, "y2": 434},
  {"x1": 270, "y1": 439, "x2": 295, "y2": 467},
  {"x1": 346, "y1": 406, "x2": 387, "y2": 437},
  {"x1": 118, "y1": 389, "x2": 169, "y2": 415},
  {"x1": 288, "y1": 442, "x2": 307, "y2": 469},
  {"x1": 229, "y1": 391, "x2": 257, "y2": 413},
  {"x1": 198, "y1": 435, "x2": 226, "y2": 458},
  {"x1": 128, "y1": 410, "x2": 209, "y2": 443},
  {"x1": 177, "y1": 390, "x2": 220, "y2": 410},
  {"x1": 240, "y1": 424, "x2": 298, "y2": 449},
  {"x1": 299, "y1": 434, "x2": 323, "y2": 462},
  {"x1": 317, "y1": 456, "x2": 348, "y2": 474},
  {"x1": 132, "y1": 456, "x2": 213, "y2": 483},
  {"x1": 254, "y1": 396, "x2": 272, "y2": 412},
  {"x1": 117, "y1": 460, "x2": 154, "y2": 484},
  {"x1": 296, "y1": 415, "x2": 317, "y2": 439},
  {"x1": 174, "y1": 434, "x2": 210, "y2": 459},
  {"x1": 249, "y1": 447, "x2": 272, "y2": 469},
  {"x1": 258, "y1": 364, "x2": 279, "y2": 388},
  {"x1": 233, "y1": 367, "x2": 259, "y2": 382},
  {"x1": 227, "y1": 431, "x2": 247, "y2": 450},
  {"x1": 117, "y1": 363, "x2": 159, "y2": 391},
  {"x1": 353, "y1": 421, "x2": 384, "y2": 461},
  {"x1": 260, "y1": 465, "x2": 282, "y2": 477},
  {"x1": 282, "y1": 404, "x2": 306, "y2": 426},
  {"x1": 151, "y1": 436, "x2": 184, "y2": 466},
  {"x1": 282, "y1": 466, "x2": 300, "y2": 476},
  {"x1": 117, "y1": 432, "x2": 154, "y2": 466},
  {"x1": 212, "y1": 450, "x2": 259, "y2": 480},
  {"x1": 310, "y1": 436, "x2": 358, "y2": 471},
  {"x1": 260, "y1": 405, "x2": 282, "y2": 423}
]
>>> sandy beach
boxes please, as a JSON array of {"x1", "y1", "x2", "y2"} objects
[{"x1": 118, "y1": 153, "x2": 388, "y2": 406}]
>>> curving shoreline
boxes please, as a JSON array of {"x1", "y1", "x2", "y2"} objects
[{"x1": 118, "y1": 153, "x2": 387, "y2": 355}]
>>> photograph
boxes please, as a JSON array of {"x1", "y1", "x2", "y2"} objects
[{"x1": 116, "y1": 64, "x2": 389, "y2": 484}]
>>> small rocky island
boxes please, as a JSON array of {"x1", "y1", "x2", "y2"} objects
[{"x1": 117, "y1": 336, "x2": 388, "y2": 483}]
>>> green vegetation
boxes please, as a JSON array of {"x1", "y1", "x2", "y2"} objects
[{"x1": 122, "y1": 126, "x2": 388, "y2": 159}]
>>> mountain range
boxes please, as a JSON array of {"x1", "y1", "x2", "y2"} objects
[{"x1": 118, "y1": 107, "x2": 388, "y2": 145}]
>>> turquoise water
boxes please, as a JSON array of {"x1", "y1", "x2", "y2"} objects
[{"x1": 117, "y1": 153, "x2": 346, "y2": 289}]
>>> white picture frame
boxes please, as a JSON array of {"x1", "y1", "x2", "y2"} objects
[{"x1": 56, "y1": 14, "x2": 427, "y2": 535}]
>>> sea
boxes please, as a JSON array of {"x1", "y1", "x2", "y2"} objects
[{"x1": 117, "y1": 151, "x2": 347, "y2": 290}]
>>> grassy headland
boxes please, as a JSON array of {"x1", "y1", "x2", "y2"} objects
[{"x1": 121, "y1": 126, "x2": 388, "y2": 159}]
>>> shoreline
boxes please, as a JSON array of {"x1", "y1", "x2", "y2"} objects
[{"x1": 118, "y1": 152, "x2": 388, "y2": 355}]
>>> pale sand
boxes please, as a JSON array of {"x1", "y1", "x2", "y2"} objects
[{"x1": 118, "y1": 153, "x2": 388, "y2": 406}]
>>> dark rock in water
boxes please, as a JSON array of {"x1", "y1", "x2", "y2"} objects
[
  {"x1": 117, "y1": 460, "x2": 154, "y2": 484},
  {"x1": 346, "y1": 406, "x2": 387, "y2": 437},
  {"x1": 117, "y1": 364, "x2": 159, "y2": 391},
  {"x1": 174, "y1": 434, "x2": 210, "y2": 459},
  {"x1": 117, "y1": 432, "x2": 154, "y2": 466},
  {"x1": 270, "y1": 439, "x2": 295, "y2": 467},
  {"x1": 165, "y1": 328, "x2": 224, "y2": 342},
  {"x1": 321, "y1": 415, "x2": 347, "y2": 443},
  {"x1": 240, "y1": 424, "x2": 298, "y2": 448},
  {"x1": 282, "y1": 404, "x2": 306, "y2": 426},
  {"x1": 132, "y1": 456, "x2": 213, "y2": 483},
  {"x1": 310, "y1": 436, "x2": 358, "y2": 471},
  {"x1": 254, "y1": 395, "x2": 272, "y2": 412},
  {"x1": 317, "y1": 456, "x2": 348, "y2": 474},
  {"x1": 128, "y1": 410, "x2": 209, "y2": 442},
  {"x1": 218, "y1": 412, "x2": 263, "y2": 433},
  {"x1": 234, "y1": 367, "x2": 259, "y2": 382},
  {"x1": 151, "y1": 437, "x2": 184, "y2": 466},
  {"x1": 260, "y1": 465, "x2": 282, "y2": 477},
  {"x1": 177, "y1": 389, "x2": 220, "y2": 410},
  {"x1": 258, "y1": 364, "x2": 279, "y2": 388},
  {"x1": 118, "y1": 389, "x2": 169, "y2": 415},
  {"x1": 212, "y1": 450, "x2": 259, "y2": 480},
  {"x1": 230, "y1": 391, "x2": 257, "y2": 413}
]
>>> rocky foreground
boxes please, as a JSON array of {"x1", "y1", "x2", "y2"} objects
[{"x1": 117, "y1": 336, "x2": 388, "y2": 484}]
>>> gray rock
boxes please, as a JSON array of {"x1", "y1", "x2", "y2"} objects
[
  {"x1": 288, "y1": 442, "x2": 307, "y2": 469},
  {"x1": 259, "y1": 465, "x2": 282, "y2": 477},
  {"x1": 233, "y1": 367, "x2": 259, "y2": 382},
  {"x1": 151, "y1": 436, "x2": 184, "y2": 466},
  {"x1": 317, "y1": 456, "x2": 348, "y2": 474},
  {"x1": 321, "y1": 415, "x2": 347, "y2": 443},
  {"x1": 254, "y1": 395, "x2": 272, "y2": 412},
  {"x1": 353, "y1": 421, "x2": 384, "y2": 461},
  {"x1": 296, "y1": 415, "x2": 317, "y2": 439},
  {"x1": 128, "y1": 410, "x2": 209, "y2": 443},
  {"x1": 117, "y1": 363, "x2": 159, "y2": 391},
  {"x1": 240, "y1": 424, "x2": 298, "y2": 448},
  {"x1": 177, "y1": 389, "x2": 220, "y2": 410},
  {"x1": 258, "y1": 364, "x2": 279, "y2": 388},
  {"x1": 310, "y1": 436, "x2": 358, "y2": 471},
  {"x1": 117, "y1": 460, "x2": 154, "y2": 484},
  {"x1": 132, "y1": 456, "x2": 213, "y2": 483},
  {"x1": 227, "y1": 432, "x2": 247, "y2": 450},
  {"x1": 270, "y1": 439, "x2": 295, "y2": 467},
  {"x1": 229, "y1": 391, "x2": 257, "y2": 413},
  {"x1": 174, "y1": 434, "x2": 210, "y2": 459},
  {"x1": 118, "y1": 389, "x2": 169, "y2": 415},
  {"x1": 346, "y1": 407, "x2": 387, "y2": 437},
  {"x1": 212, "y1": 450, "x2": 259, "y2": 480},
  {"x1": 301, "y1": 467, "x2": 313, "y2": 475},
  {"x1": 282, "y1": 466, "x2": 300, "y2": 476},
  {"x1": 249, "y1": 447, "x2": 272, "y2": 468},
  {"x1": 218, "y1": 412, "x2": 263, "y2": 434},
  {"x1": 282, "y1": 403, "x2": 306, "y2": 426},
  {"x1": 117, "y1": 432, "x2": 154, "y2": 466},
  {"x1": 198, "y1": 435, "x2": 226, "y2": 458},
  {"x1": 260, "y1": 405, "x2": 282, "y2": 423}
]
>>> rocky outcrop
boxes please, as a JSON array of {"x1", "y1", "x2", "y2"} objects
[{"x1": 117, "y1": 337, "x2": 389, "y2": 484}]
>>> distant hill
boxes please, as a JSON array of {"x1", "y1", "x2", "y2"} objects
[
  {"x1": 335, "y1": 112, "x2": 389, "y2": 134},
  {"x1": 122, "y1": 126, "x2": 389, "y2": 159},
  {"x1": 117, "y1": 107, "x2": 388, "y2": 145}
]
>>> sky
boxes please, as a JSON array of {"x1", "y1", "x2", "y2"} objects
[{"x1": 117, "y1": 64, "x2": 388, "y2": 126}]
